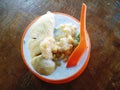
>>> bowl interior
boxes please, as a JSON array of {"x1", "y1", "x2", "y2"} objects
[{"x1": 22, "y1": 13, "x2": 90, "y2": 80}]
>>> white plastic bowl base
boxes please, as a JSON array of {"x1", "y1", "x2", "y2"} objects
[{"x1": 21, "y1": 13, "x2": 91, "y2": 83}]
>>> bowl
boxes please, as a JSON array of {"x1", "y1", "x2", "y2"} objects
[{"x1": 21, "y1": 12, "x2": 91, "y2": 84}]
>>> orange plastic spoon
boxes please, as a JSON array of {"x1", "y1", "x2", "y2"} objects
[{"x1": 66, "y1": 3, "x2": 87, "y2": 68}]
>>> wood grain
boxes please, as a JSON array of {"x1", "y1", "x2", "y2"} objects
[{"x1": 0, "y1": 0, "x2": 120, "y2": 90}]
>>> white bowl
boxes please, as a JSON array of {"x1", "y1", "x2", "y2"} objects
[{"x1": 21, "y1": 12, "x2": 91, "y2": 84}]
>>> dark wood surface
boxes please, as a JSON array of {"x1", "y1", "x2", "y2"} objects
[{"x1": 0, "y1": 0, "x2": 120, "y2": 90}]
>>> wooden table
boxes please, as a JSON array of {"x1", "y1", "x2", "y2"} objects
[{"x1": 0, "y1": 0, "x2": 120, "y2": 90}]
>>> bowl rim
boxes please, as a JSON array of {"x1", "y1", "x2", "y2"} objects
[{"x1": 20, "y1": 12, "x2": 91, "y2": 84}]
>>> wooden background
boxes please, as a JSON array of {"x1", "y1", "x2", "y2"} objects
[{"x1": 0, "y1": 0, "x2": 120, "y2": 90}]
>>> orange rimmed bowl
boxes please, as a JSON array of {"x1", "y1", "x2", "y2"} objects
[{"x1": 21, "y1": 12, "x2": 91, "y2": 84}]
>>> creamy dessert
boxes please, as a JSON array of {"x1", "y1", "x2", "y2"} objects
[{"x1": 28, "y1": 12, "x2": 80, "y2": 75}]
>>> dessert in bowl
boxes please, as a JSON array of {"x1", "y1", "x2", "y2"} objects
[{"x1": 21, "y1": 9, "x2": 90, "y2": 84}]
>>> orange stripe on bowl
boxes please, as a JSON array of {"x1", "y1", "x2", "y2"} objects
[{"x1": 20, "y1": 12, "x2": 91, "y2": 84}]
